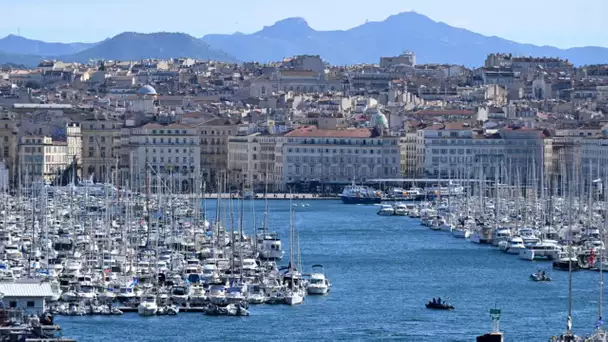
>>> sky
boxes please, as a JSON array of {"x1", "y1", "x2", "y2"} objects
[{"x1": 2, "y1": 0, "x2": 607, "y2": 48}]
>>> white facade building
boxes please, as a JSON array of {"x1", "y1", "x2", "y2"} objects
[
  {"x1": 0, "y1": 282, "x2": 55, "y2": 315},
  {"x1": 282, "y1": 126, "x2": 401, "y2": 189},
  {"x1": 419, "y1": 124, "x2": 546, "y2": 180},
  {"x1": 18, "y1": 136, "x2": 68, "y2": 184},
  {"x1": 227, "y1": 133, "x2": 285, "y2": 191},
  {"x1": 121, "y1": 123, "x2": 201, "y2": 193}
]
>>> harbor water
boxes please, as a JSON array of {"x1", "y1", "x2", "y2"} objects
[{"x1": 57, "y1": 200, "x2": 602, "y2": 341}]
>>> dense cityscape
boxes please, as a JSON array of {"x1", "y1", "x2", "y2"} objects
[
  {"x1": 0, "y1": 52, "x2": 606, "y2": 194},
  {"x1": 0, "y1": 36, "x2": 608, "y2": 341}
]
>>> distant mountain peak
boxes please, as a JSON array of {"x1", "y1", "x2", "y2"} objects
[
  {"x1": 260, "y1": 17, "x2": 314, "y2": 36},
  {"x1": 275, "y1": 17, "x2": 309, "y2": 26},
  {"x1": 202, "y1": 12, "x2": 608, "y2": 66}
]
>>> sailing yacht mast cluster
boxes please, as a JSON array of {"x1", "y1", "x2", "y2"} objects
[{"x1": 0, "y1": 167, "x2": 331, "y2": 318}]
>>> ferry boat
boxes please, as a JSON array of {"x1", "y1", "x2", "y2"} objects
[
  {"x1": 384, "y1": 187, "x2": 425, "y2": 201},
  {"x1": 425, "y1": 182, "x2": 465, "y2": 198},
  {"x1": 339, "y1": 183, "x2": 382, "y2": 204}
]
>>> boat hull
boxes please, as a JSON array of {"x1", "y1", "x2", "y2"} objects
[
  {"x1": 452, "y1": 229, "x2": 470, "y2": 239},
  {"x1": 138, "y1": 305, "x2": 158, "y2": 316},
  {"x1": 284, "y1": 293, "x2": 304, "y2": 305},
  {"x1": 307, "y1": 286, "x2": 329, "y2": 295},
  {"x1": 425, "y1": 303, "x2": 454, "y2": 310},
  {"x1": 340, "y1": 196, "x2": 381, "y2": 204}
]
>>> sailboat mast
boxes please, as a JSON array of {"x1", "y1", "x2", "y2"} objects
[
  {"x1": 567, "y1": 162, "x2": 574, "y2": 332},
  {"x1": 601, "y1": 177, "x2": 607, "y2": 324}
]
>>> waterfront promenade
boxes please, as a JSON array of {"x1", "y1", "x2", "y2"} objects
[{"x1": 203, "y1": 193, "x2": 339, "y2": 200}]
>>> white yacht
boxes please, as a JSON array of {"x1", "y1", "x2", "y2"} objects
[
  {"x1": 470, "y1": 227, "x2": 493, "y2": 244},
  {"x1": 439, "y1": 219, "x2": 454, "y2": 232},
  {"x1": 208, "y1": 285, "x2": 227, "y2": 305},
  {"x1": 257, "y1": 234, "x2": 284, "y2": 260},
  {"x1": 519, "y1": 241, "x2": 561, "y2": 261},
  {"x1": 225, "y1": 285, "x2": 247, "y2": 304},
  {"x1": 451, "y1": 227, "x2": 471, "y2": 239},
  {"x1": 393, "y1": 204, "x2": 408, "y2": 216},
  {"x1": 500, "y1": 237, "x2": 526, "y2": 255},
  {"x1": 492, "y1": 228, "x2": 512, "y2": 247},
  {"x1": 188, "y1": 284, "x2": 207, "y2": 306},
  {"x1": 138, "y1": 294, "x2": 158, "y2": 316},
  {"x1": 116, "y1": 285, "x2": 136, "y2": 302},
  {"x1": 306, "y1": 265, "x2": 331, "y2": 295},
  {"x1": 518, "y1": 228, "x2": 541, "y2": 245},
  {"x1": 284, "y1": 288, "x2": 305, "y2": 305},
  {"x1": 377, "y1": 204, "x2": 395, "y2": 216}
]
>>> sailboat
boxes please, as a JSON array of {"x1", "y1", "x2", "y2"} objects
[
  {"x1": 550, "y1": 168, "x2": 583, "y2": 342},
  {"x1": 586, "y1": 179, "x2": 607, "y2": 342},
  {"x1": 284, "y1": 198, "x2": 304, "y2": 306}
]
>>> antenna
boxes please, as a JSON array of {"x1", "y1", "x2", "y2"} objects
[{"x1": 17, "y1": 28, "x2": 20, "y2": 37}]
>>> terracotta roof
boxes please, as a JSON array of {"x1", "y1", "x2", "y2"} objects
[
  {"x1": 444, "y1": 122, "x2": 471, "y2": 130},
  {"x1": 414, "y1": 109, "x2": 475, "y2": 116},
  {"x1": 285, "y1": 125, "x2": 373, "y2": 138}
]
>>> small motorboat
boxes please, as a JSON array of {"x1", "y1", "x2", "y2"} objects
[
  {"x1": 425, "y1": 301, "x2": 454, "y2": 310},
  {"x1": 530, "y1": 271, "x2": 552, "y2": 282}
]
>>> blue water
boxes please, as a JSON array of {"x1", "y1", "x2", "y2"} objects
[{"x1": 57, "y1": 200, "x2": 603, "y2": 341}]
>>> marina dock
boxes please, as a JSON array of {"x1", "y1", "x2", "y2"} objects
[{"x1": 118, "y1": 306, "x2": 206, "y2": 313}]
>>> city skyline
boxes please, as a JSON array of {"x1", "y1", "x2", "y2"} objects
[{"x1": 3, "y1": 0, "x2": 607, "y2": 49}]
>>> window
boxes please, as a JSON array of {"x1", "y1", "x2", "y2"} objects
[{"x1": 27, "y1": 301, "x2": 35, "y2": 308}]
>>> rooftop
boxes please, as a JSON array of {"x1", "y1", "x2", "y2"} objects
[
  {"x1": 413, "y1": 109, "x2": 475, "y2": 116},
  {"x1": 285, "y1": 125, "x2": 374, "y2": 138},
  {"x1": 0, "y1": 282, "x2": 54, "y2": 298}
]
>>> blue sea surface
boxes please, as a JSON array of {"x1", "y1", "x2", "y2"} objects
[{"x1": 57, "y1": 200, "x2": 602, "y2": 341}]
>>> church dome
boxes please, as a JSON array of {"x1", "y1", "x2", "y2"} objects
[
  {"x1": 372, "y1": 111, "x2": 389, "y2": 129},
  {"x1": 137, "y1": 85, "x2": 157, "y2": 96}
]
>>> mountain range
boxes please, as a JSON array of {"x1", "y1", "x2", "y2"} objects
[{"x1": 1, "y1": 11, "x2": 607, "y2": 68}]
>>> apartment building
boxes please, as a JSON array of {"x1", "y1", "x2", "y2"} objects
[
  {"x1": 419, "y1": 124, "x2": 504, "y2": 178},
  {"x1": 66, "y1": 122, "x2": 82, "y2": 171},
  {"x1": 81, "y1": 118, "x2": 123, "y2": 183},
  {"x1": 196, "y1": 118, "x2": 239, "y2": 190},
  {"x1": 282, "y1": 126, "x2": 401, "y2": 191},
  {"x1": 120, "y1": 123, "x2": 200, "y2": 193},
  {"x1": 0, "y1": 112, "x2": 18, "y2": 185},
  {"x1": 18, "y1": 136, "x2": 68, "y2": 184},
  {"x1": 400, "y1": 131, "x2": 419, "y2": 177},
  {"x1": 548, "y1": 128, "x2": 608, "y2": 183},
  {"x1": 227, "y1": 133, "x2": 284, "y2": 191},
  {"x1": 419, "y1": 124, "x2": 546, "y2": 181}
]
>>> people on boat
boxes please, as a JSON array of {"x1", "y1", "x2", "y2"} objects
[
  {"x1": 437, "y1": 297, "x2": 442, "y2": 305},
  {"x1": 432, "y1": 298, "x2": 436, "y2": 305}
]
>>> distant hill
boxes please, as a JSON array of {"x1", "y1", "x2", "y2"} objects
[
  {"x1": 0, "y1": 13, "x2": 607, "y2": 68},
  {"x1": 202, "y1": 12, "x2": 608, "y2": 66},
  {"x1": 66, "y1": 32, "x2": 237, "y2": 63},
  {"x1": 0, "y1": 34, "x2": 95, "y2": 56},
  {"x1": 0, "y1": 51, "x2": 44, "y2": 68}
]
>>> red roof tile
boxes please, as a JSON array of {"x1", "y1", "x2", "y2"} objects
[
  {"x1": 285, "y1": 125, "x2": 373, "y2": 138},
  {"x1": 414, "y1": 109, "x2": 475, "y2": 116}
]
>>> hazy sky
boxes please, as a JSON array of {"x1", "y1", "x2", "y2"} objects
[{"x1": 3, "y1": 0, "x2": 606, "y2": 48}]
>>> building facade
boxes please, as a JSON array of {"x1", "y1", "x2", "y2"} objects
[
  {"x1": 282, "y1": 126, "x2": 401, "y2": 191},
  {"x1": 227, "y1": 133, "x2": 285, "y2": 191},
  {"x1": 81, "y1": 118, "x2": 122, "y2": 183},
  {"x1": 196, "y1": 118, "x2": 239, "y2": 190},
  {"x1": 120, "y1": 123, "x2": 201, "y2": 193},
  {"x1": 18, "y1": 136, "x2": 68, "y2": 184}
]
